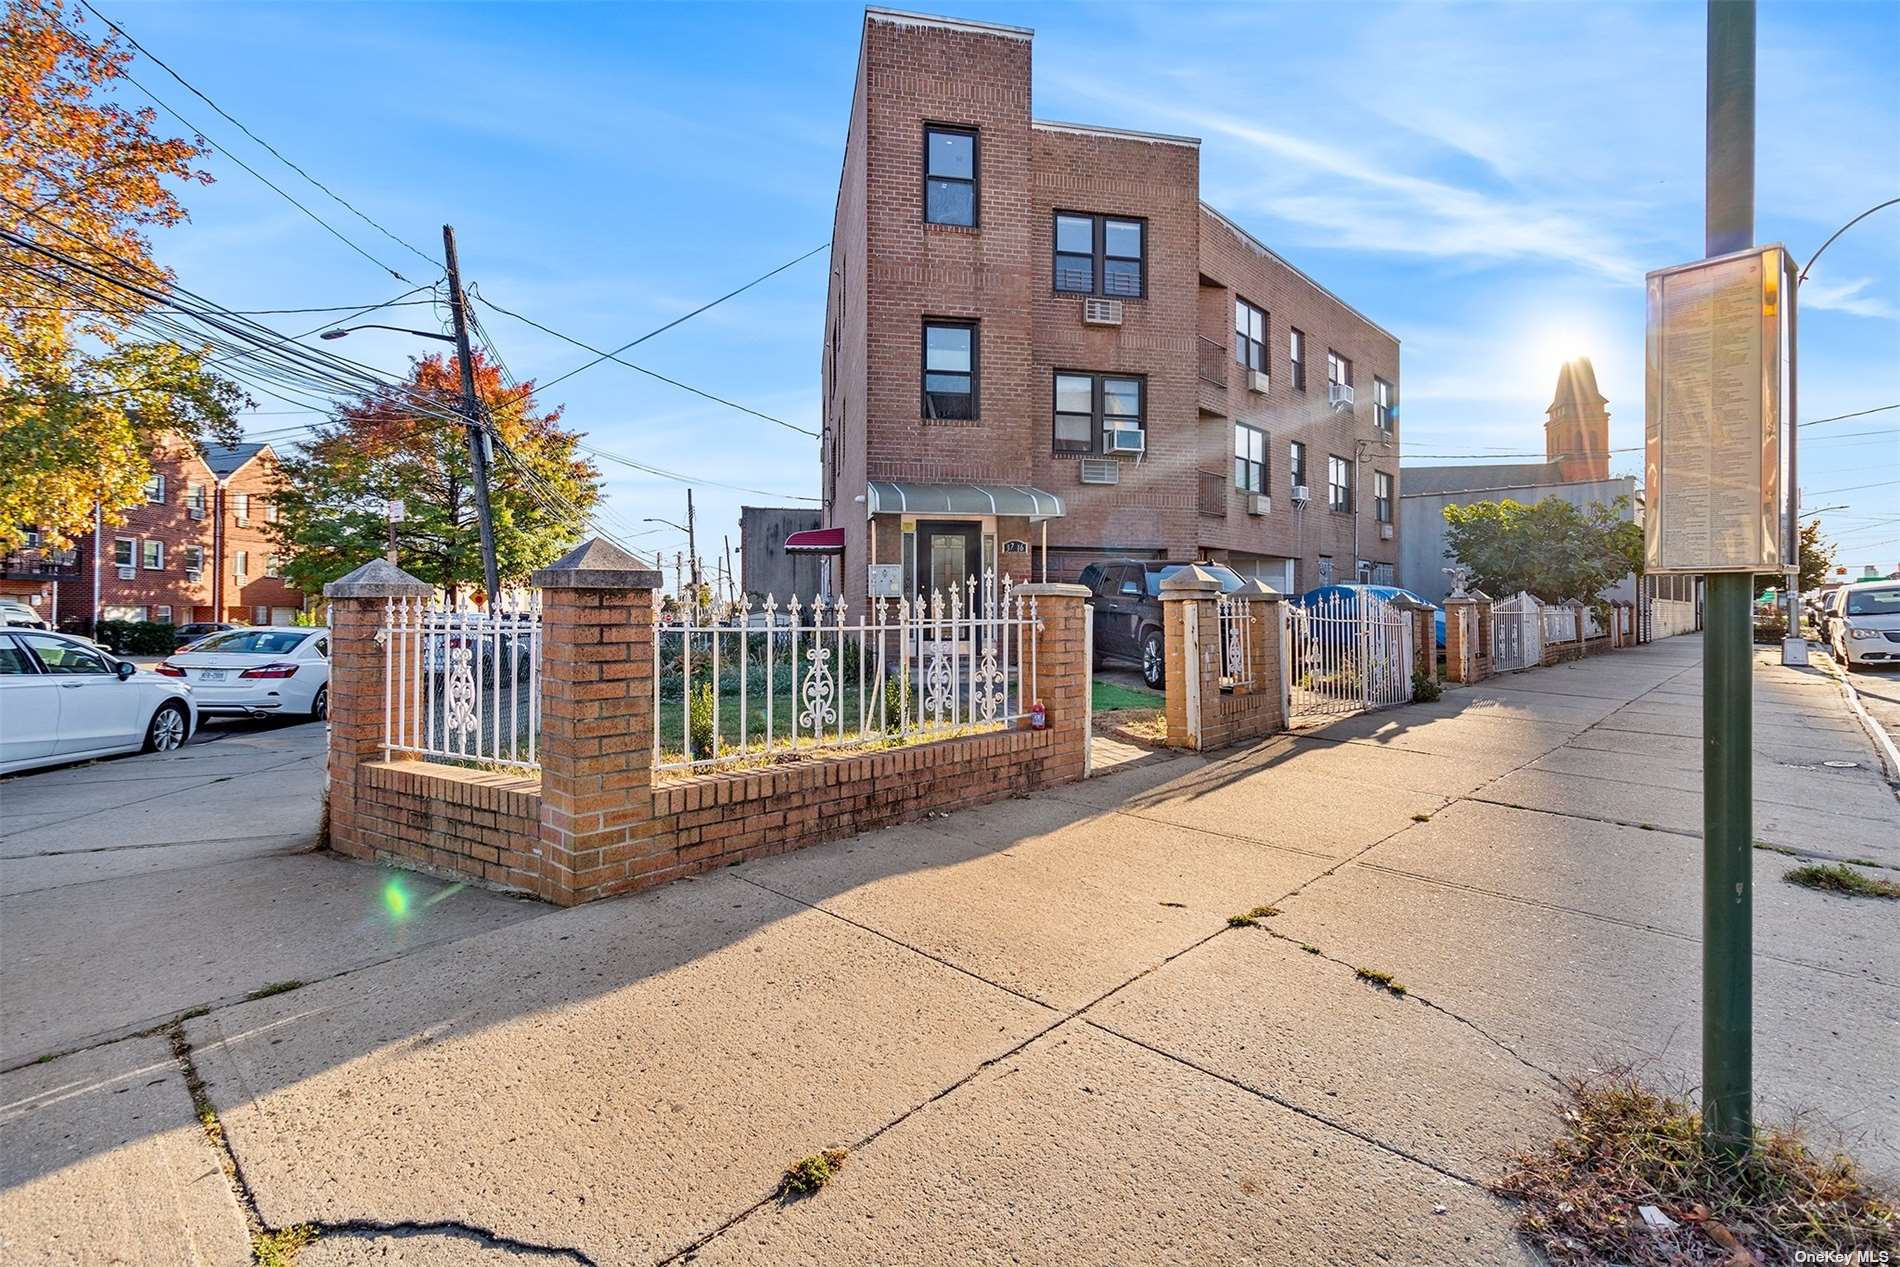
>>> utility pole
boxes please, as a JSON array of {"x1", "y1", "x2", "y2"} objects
[
  {"x1": 1702, "y1": 0, "x2": 1755, "y2": 1157},
  {"x1": 685, "y1": 488, "x2": 700, "y2": 596},
  {"x1": 724, "y1": 535, "x2": 735, "y2": 605},
  {"x1": 443, "y1": 225, "x2": 500, "y2": 603}
]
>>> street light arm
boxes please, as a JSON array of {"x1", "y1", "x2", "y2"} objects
[
  {"x1": 1798, "y1": 197, "x2": 1900, "y2": 286},
  {"x1": 320, "y1": 323, "x2": 458, "y2": 343}
]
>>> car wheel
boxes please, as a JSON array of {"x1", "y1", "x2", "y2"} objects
[
  {"x1": 144, "y1": 702, "x2": 188, "y2": 753},
  {"x1": 310, "y1": 685, "x2": 328, "y2": 721},
  {"x1": 1140, "y1": 628, "x2": 1165, "y2": 689}
]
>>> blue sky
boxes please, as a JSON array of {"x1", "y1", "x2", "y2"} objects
[{"x1": 106, "y1": 0, "x2": 1899, "y2": 579}]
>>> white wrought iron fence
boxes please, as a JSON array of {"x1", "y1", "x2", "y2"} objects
[
  {"x1": 380, "y1": 593, "x2": 542, "y2": 772},
  {"x1": 655, "y1": 572, "x2": 1041, "y2": 772},
  {"x1": 1216, "y1": 594, "x2": 1254, "y2": 690},
  {"x1": 1288, "y1": 592, "x2": 1413, "y2": 717},
  {"x1": 1491, "y1": 592, "x2": 1542, "y2": 673},
  {"x1": 1540, "y1": 603, "x2": 1580, "y2": 648}
]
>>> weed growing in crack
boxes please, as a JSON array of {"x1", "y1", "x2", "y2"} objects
[
  {"x1": 1228, "y1": 905, "x2": 1281, "y2": 928},
  {"x1": 1753, "y1": 839, "x2": 1799, "y2": 857},
  {"x1": 1784, "y1": 863, "x2": 1900, "y2": 900},
  {"x1": 1354, "y1": 967, "x2": 1408, "y2": 997},
  {"x1": 1300, "y1": 944, "x2": 1322, "y2": 955},
  {"x1": 244, "y1": 981, "x2": 304, "y2": 1002},
  {"x1": 781, "y1": 1148, "x2": 847, "y2": 1197},
  {"x1": 1411, "y1": 813, "x2": 1431, "y2": 823},
  {"x1": 252, "y1": 1225, "x2": 317, "y2": 1267}
]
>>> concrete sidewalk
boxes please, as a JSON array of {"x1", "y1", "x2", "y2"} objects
[{"x1": 4, "y1": 635, "x2": 1895, "y2": 1266}]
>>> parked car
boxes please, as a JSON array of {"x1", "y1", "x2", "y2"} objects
[
  {"x1": 1828, "y1": 581, "x2": 1900, "y2": 672},
  {"x1": 420, "y1": 629, "x2": 535, "y2": 680},
  {"x1": 156, "y1": 626, "x2": 331, "y2": 720},
  {"x1": 1079, "y1": 559, "x2": 1249, "y2": 688},
  {"x1": 0, "y1": 630, "x2": 196, "y2": 774},
  {"x1": 1817, "y1": 586, "x2": 1852, "y2": 645},
  {"x1": 0, "y1": 598, "x2": 49, "y2": 630},
  {"x1": 173, "y1": 621, "x2": 237, "y2": 650}
]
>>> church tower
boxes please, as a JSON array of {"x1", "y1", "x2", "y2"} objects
[{"x1": 1544, "y1": 357, "x2": 1610, "y2": 482}]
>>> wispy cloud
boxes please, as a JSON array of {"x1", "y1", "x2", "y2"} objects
[{"x1": 1800, "y1": 276, "x2": 1898, "y2": 320}]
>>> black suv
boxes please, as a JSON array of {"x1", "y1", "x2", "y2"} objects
[
  {"x1": 173, "y1": 622, "x2": 237, "y2": 650},
  {"x1": 1079, "y1": 559, "x2": 1248, "y2": 687}
]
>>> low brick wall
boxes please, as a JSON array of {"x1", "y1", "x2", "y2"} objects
[
  {"x1": 353, "y1": 760, "x2": 544, "y2": 893},
  {"x1": 1199, "y1": 689, "x2": 1281, "y2": 750}
]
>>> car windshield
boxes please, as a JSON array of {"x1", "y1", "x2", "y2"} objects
[
  {"x1": 188, "y1": 629, "x2": 310, "y2": 655},
  {"x1": 1145, "y1": 563, "x2": 1248, "y2": 597},
  {"x1": 1846, "y1": 587, "x2": 1900, "y2": 617}
]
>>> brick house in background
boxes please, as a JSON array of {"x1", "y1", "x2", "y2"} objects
[
  {"x1": 6, "y1": 438, "x2": 308, "y2": 629},
  {"x1": 817, "y1": 8, "x2": 1400, "y2": 616}
]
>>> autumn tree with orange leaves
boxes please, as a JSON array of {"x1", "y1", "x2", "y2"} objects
[
  {"x1": 1, "y1": 0, "x2": 244, "y2": 549},
  {"x1": 270, "y1": 351, "x2": 601, "y2": 598}
]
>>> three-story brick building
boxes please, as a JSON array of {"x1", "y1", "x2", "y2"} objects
[{"x1": 818, "y1": 9, "x2": 1400, "y2": 614}]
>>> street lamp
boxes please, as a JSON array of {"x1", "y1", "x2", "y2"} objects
[{"x1": 320, "y1": 324, "x2": 457, "y2": 343}]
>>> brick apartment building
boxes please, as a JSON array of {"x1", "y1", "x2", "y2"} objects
[
  {"x1": 816, "y1": 8, "x2": 1400, "y2": 615},
  {"x1": 1, "y1": 438, "x2": 306, "y2": 628}
]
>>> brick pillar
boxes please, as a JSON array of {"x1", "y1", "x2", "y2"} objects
[
  {"x1": 1443, "y1": 595, "x2": 1480, "y2": 684},
  {"x1": 1415, "y1": 608, "x2": 1438, "y2": 680},
  {"x1": 321, "y1": 559, "x2": 433, "y2": 860},
  {"x1": 1014, "y1": 584, "x2": 1091, "y2": 785},
  {"x1": 1234, "y1": 580, "x2": 1287, "y2": 732},
  {"x1": 531, "y1": 539, "x2": 663, "y2": 907},
  {"x1": 1159, "y1": 566, "x2": 1220, "y2": 750}
]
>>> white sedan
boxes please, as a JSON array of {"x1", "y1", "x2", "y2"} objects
[
  {"x1": 0, "y1": 630, "x2": 197, "y2": 775},
  {"x1": 159, "y1": 627, "x2": 331, "y2": 719}
]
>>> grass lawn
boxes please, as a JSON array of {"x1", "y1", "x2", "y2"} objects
[{"x1": 1093, "y1": 678, "x2": 1162, "y2": 712}]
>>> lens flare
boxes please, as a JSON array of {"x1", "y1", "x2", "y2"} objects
[{"x1": 383, "y1": 879, "x2": 410, "y2": 920}]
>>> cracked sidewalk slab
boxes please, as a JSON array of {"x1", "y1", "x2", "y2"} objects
[
  {"x1": 0, "y1": 1033, "x2": 249, "y2": 1267},
  {"x1": 687, "y1": 1020, "x2": 1536, "y2": 1267},
  {"x1": 185, "y1": 871, "x2": 1052, "y2": 1265}
]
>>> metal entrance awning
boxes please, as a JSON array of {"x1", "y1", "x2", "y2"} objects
[
  {"x1": 864, "y1": 482, "x2": 1065, "y2": 520},
  {"x1": 783, "y1": 526, "x2": 846, "y2": 554}
]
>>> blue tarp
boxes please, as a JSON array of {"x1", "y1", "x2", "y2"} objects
[{"x1": 1295, "y1": 584, "x2": 1445, "y2": 647}]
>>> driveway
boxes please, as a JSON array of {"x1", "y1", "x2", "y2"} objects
[{"x1": 3, "y1": 636, "x2": 1895, "y2": 1266}]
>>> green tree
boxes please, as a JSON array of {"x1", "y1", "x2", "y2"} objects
[
  {"x1": 270, "y1": 351, "x2": 599, "y2": 598},
  {"x1": 1442, "y1": 496, "x2": 1643, "y2": 605},
  {"x1": 1754, "y1": 519, "x2": 1835, "y2": 598}
]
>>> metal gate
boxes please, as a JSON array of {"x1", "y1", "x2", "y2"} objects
[
  {"x1": 1491, "y1": 591, "x2": 1542, "y2": 673},
  {"x1": 1288, "y1": 591, "x2": 1414, "y2": 717}
]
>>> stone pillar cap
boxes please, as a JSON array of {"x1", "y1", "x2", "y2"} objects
[
  {"x1": 324, "y1": 558, "x2": 432, "y2": 599},
  {"x1": 532, "y1": 537, "x2": 664, "y2": 590},
  {"x1": 1011, "y1": 582, "x2": 1091, "y2": 598},
  {"x1": 1158, "y1": 564, "x2": 1221, "y2": 597},
  {"x1": 1232, "y1": 578, "x2": 1283, "y2": 600},
  {"x1": 1387, "y1": 593, "x2": 1434, "y2": 611}
]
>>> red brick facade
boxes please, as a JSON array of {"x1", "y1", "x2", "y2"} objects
[{"x1": 820, "y1": 10, "x2": 1400, "y2": 616}]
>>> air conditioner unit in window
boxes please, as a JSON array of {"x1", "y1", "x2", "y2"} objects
[
  {"x1": 1104, "y1": 429, "x2": 1146, "y2": 455},
  {"x1": 185, "y1": 568, "x2": 203, "y2": 582},
  {"x1": 116, "y1": 565, "x2": 136, "y2": 580},
  {"x1": 1247, "y1": 494, "x2": 1272, "y2": 517},
  {"x1": 1328, "y1": 381, "x2": 1355, "y2": 410},
  {"x1": 1078, "y1": 457, "x2": 1121, "y2": 485},
  {"x1": 1247, "y1": 370, "x2": 1270, "y2": 394},
  {"x1": 1082, "y1": 298, "x2": 1123, "y2": 326},
  {"x1": 1379, "y1": 523, "x2": 1395, "y2": 541},
  {"x1": 1290, "y1": 484, "x2": 1311, "y2": 505},
  {"x1": 187, "y1": 506, "x2": 205, "y2": 520}
]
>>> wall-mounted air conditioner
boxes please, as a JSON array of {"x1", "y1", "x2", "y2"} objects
[
  {"x1": 1104, "y1": 428, "x2": 1146, "y2": 455},
  {"x1": 1328, "y1": 381, "x2": 1355, "y2": 410},
  {"x1": 1290, "y1": 484, "x2": 1311, "y2": 505},
  {"x1": 1082, "y1": 298, "x2": 1123, "y2": 326},
  {"x1": 1247, "y1": 370, "x2": 1270, "y2": 394},
  {"x1": 116, "y1": 565, "x2": 136, "y2": 580},
  {"x1": 1379, "y1": 524, "x2": 1394, "y2": 540},
  {"x1": 1078, "y1": 457, "x2": 1121, "y2": 485},
  {"x1": 1247, "y1": 494, "x2": 1272, "y2": 517}
]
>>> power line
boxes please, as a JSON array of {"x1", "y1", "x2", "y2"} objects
[
  {"x1": 579, "y1": 440, "x2": 819, "y2": 501},
  {"x1": 1803, "y1": 478, "x2": 1900, "y2": 498},
  {"x1": 1800, "y1": 403, "x2": 1899, "y2": 429}
]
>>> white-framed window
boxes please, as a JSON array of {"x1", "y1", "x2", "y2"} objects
[
  {"x1": 113, "y1": 538, "x2": 135, "y2": 567},
  {"x1": 1289, "y1": 441, "x2": 1308, "y2": 493},
  {"x1": 21, "y1": 526, "x2": 41, "y2": 548},
  {"x1": 233, "y1": 492, "x2": 251, "y2": 524},
  {"x1": 253, "y1": 605, "x2": 268, "y2": 626},
  {"x1": 1327, "y1": 455, "x2": 1353, "y2": 513},
  {"x1": 1375, "y1": 471, "x2": 1393, "y2": 523},
  {"x1": 265, "y1": 554, "x2": 281, "y2": 578},
  {"x1": 1288, "y1": 328, "x2": 1306, "y2": 390},
  {"x1": 183, "y1": 544, "x2": 205, "y2": 573},
  {"x1": 1374, "y1": 377, "x2": 1395, "y2": 430},
  {"x1": 186, "y1": 482, "x2": 206, "y2": 515},
  {"x1": 144, "y1": 474, "x2": 166, "y2": 504},
  {"x1": 102, "y1": 604, "x2": 146, "y2": 622},
  {"x1": 235, "y1": 550, "x2": 249, "y2": 579},
  {"x1": 141, "y1": 540, "x2": 164, "y2": 570},
  {"x1": 155, "y1": 605, "x2": 173, "y2": 624},
  {"x1": 263, "y1": 500, "x2": 278, "y2": 524},
  {"x1": 1234, "y1": 424, "x2": 1267, "y2": 493},
  {"x1": 1328, "y1": 350, "x2": 1353, "y2": 387}
]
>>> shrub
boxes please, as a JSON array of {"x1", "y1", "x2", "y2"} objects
[
  {"x1": 882, "y1": 671, "x2": 909, "y2": 733},
  {"x1": 688, "y1": 680, "x2": 716, "y2": 758},
  {"x1": 1411, "y1": 670, "x2": 1442, "y2": 703},
  {"x1": 70, "y1": 618, "x2": 177, "y2": 655}
]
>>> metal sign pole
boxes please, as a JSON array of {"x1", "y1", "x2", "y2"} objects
[{"x1": 1702, "y1": 0, "x2": 1755, "y2": 1157}]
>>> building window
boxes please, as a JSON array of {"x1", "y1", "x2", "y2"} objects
[
  {"x1": 924, "y1": 124, "x2": 977, "y2": 227},
  {"x1": 141, "y1": 540, "x2": 164, "y2": 570},
  {"x1": 1327, "y1": 454, "x2": 1353, "y2": 512},
  {"x1": 265, "y1": 554, "x2": 281, "y2": 579},
  {"x1": 1289, "y1": 328, "x2": 1306, "y2": 390},
  {"x1": 155, "y1": 605, "x2": 173, "y2": 624},
  {"x1": 1290, "y1": 441, "x2": 1308, "y2": 494},
  {"x1": 113, "y1": 538, "x2": 135, "y2": 568},
  {"x1": 1052, "y1": 372, "x2": 1144, "y2": 454},
  {"x1": 1234, "y1": 425, "x2": 1267, "y2": 493},
  {"x1": 1317, "y1": 556, "x2": 1335, "y2": 586},
  {"x1": 235, "y1": 550, "x2": 249, "y2": 580},
  {"x1": 1374, "y1": 377, "x2": 1395, "y2": 430},
  {"x1": 1053, "y1": 213, "x2": 1145, "y2": 298},
  {"x1": 233, "y1": 492, "x2": 250, "y2": 524},
  {"x1": 263, "y1": 500, "x2": 278, "y2": 524},
  {"x1": 186, "y1": 483, "x2": 206, "y2": 516},
  {"x1": 1234, "y1": 298, "x2": 1267, "y2": 375},
  {"x1": 922, "y1": 321, "x2": 977, "y2": 420},
  {"x1": 1328, "y1": 350, "x2": 1353, "y2": 387},
  {"x1": 184, "y1": 545, "x2": 204, "y2": 574},
  {"x1": 1375, "y1": 471, "x2": 1393, "y2": 523},
  {"x1": 144, "y1": 474, "x2": 166, "y2": 504}
]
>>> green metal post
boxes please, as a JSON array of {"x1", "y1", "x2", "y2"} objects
[{"x1": 1702, "y1": 0, "x2": 1755, "y2": 1156}]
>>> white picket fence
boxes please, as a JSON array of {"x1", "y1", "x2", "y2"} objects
[
  {"x1": 655, "y1": 573, "x2": 1042, "y2": 772},
  {"x1": 379, "y1": 592, "x2": 542, "y2": 772},
  {"x1": 1288, "y1": 592, "x2": 1414, "y2": 717},
  {"x1": 1491, "y1": 591, "x2": 1543, "y2": 673}
]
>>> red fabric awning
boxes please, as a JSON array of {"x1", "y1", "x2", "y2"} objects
[{"x1": 784, "y1": 526, "x2": 846, "y2": 554}]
